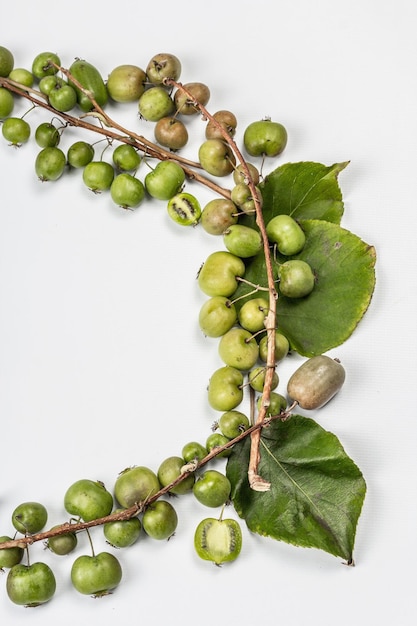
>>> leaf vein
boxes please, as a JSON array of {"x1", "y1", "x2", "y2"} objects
[{"x1": 260, "y1": 438, "x2": 325, "y2": 519}]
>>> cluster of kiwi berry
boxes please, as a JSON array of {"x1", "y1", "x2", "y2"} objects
[
  {"x1": 0, "y1": 44, "x2": 348, "y2": 607},
  {"x1": 0, "y1": 304, "x2": 251, "y2": 607},
  {"x1": 0, "y1": 47, "x2": 288, "y2": 219},
  {"x1": 0, "y1": 434, "x2": 242, "y2": 607}
]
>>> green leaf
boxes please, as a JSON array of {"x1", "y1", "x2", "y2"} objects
[
  {"x1": 276, "y1": 219, "x2": 376, "y2": 355},
  {"x1": 260, "y1": 160, "x2": 349, "y2": 224},
  {"x1": 232, "y1": 219, "x2": 376, "y2": 356},
  {"x1": 227, "y1": 415, "x2": 366, "y2": 562}
]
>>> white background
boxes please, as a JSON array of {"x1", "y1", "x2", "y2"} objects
[{"x1": 1, "y1": 0, "x2": 416, "y2": 623}]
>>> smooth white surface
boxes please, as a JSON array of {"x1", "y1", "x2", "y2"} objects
[{"x1": 1, "y1": 1, "x2": 416, "y2": 623}]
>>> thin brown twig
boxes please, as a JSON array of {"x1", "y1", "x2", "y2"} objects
[
  {"x1": 0, "y1": 407, "x2": 294, "y2": 552},
  {"x1": 0, "y1": 74, "x2": 231, "y2": 200},
  {"x1": 165, "y1": 79, "x2": 278, "y2": 491},
  {"x1": 52, "y1": 64, "x2": 233, "y2": 198}
]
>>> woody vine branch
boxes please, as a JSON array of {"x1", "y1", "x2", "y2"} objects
[
  {"x1": 0, "y1": 66, "x2": 279, "y2": 491},
  {"x1": 0, "y1": 405, "x2": 295, "y2": 552}
]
